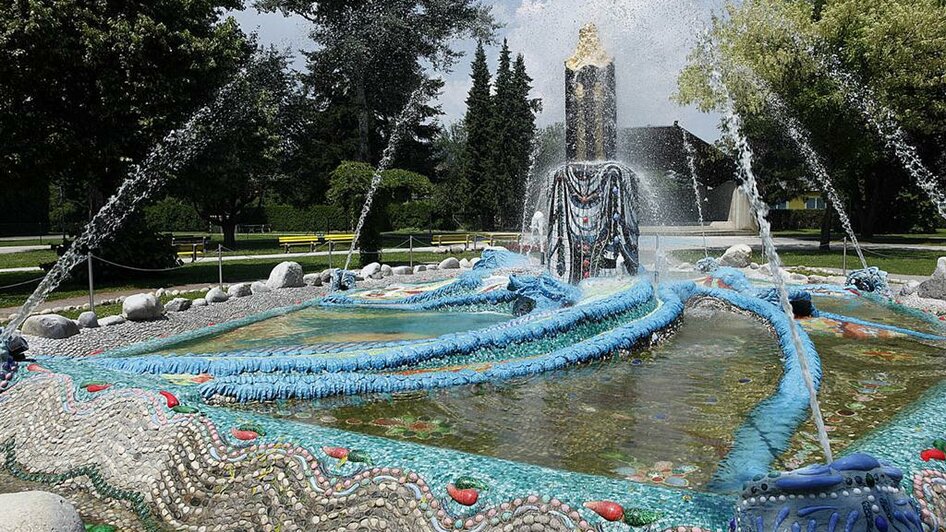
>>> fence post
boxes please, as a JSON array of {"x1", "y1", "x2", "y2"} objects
[
  {"x1": 328, "y1": 242, "x2": 334, "y2": 270},
  {"x1": 409, "y1": 236, "x2": 414, "y2": 268},
  {"x1": 217, "y1": 244, "x2": 223, "y2": 287},
  {"x1": 842, "y1": 237, "x2": 848, "y2": 278},
  {"x1": 87, "y1": 253, "x2": 95, "y2": 312}
]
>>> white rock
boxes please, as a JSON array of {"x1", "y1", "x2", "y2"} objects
[
  {"x1": 227, "y1": 283, "x2": 252, "y2": 298},
  {"x1": 789, "y1": 273, "x2": 810, "y2": 283},
  {"x1": 99, "y1": 315, "x2": 126, "y2": 327},
  {"x1": 303, "y1": 273, "x2": 322, "y2": 286},
  {"x1": 413, "y1": 265, "x2": 427, "y2": 274},
  {"x1": 470, "y1": 257, "x2": 481, "y2": 267},
  {"x1": 435, "y1": 246, "x2": 449, "y2": 254},
  {"x1": 0, "y1": 491, "x2": 83, "y2": 532},
  {"x1": 200, "y1": 287, "x2": 210, "y2": 293},
  {"x1": 380, "y1": 264, "x2": 393, "y2": 277},
  {"x1": 39, "y1": 309, "x2": 52, "y2": 315},
  {"x1": 361, "y1": 262, "x2": 382, "y2": 278},
  {"x1": 51, "y1": 307, "x2": 64, "y2": 314},
  {"x1": 900, "y1": 281, "x2": 921, "y2": 297},
  {"x1": 250, "y1": 281, "x2": 272, "y2": 294},
  {"x1": 122, "y1": 294, "x2": 165, "y2": 321},
  {"x1": 77, "y1": 311, "x2": 99, "y2": 329},
  {"x1": 933, "y1": 257, "x2": 946, "y2": 280},
  {"x1": 426, "y1": 264, "x2": 439, "y2": 271},
  {"x1": 391, "y1": 266, "x2": 413, "y2": 275},
  {"x1": 170, "y1": 290, "x2": 180, "y2": 296},
  {"x1": 165, "y1": 298, "x2": 192, "y2": 312},
  {"x1": 718, "y1": 244, "x2": 753, "y2": 268},
  {"x1": 320, "y1": 268, "x2": 337, "y2": 283},
  {"x1": 459, "y1": 258, "x2": 472, "y2": 269},
  {"x1": 749, "y1": 262, "x2": 761, "y2": 270},
  {"x1": 677, "y1": 262, "x2": 694, "y2": 271},
  {"x1": 155, "y1": 288, "x2": 166, "y2": 298},
  {"x1": 438, "y1": 257, "x2": 460, "y2": 270},
  {"x1": 267, "y1": 261, "x2": 305, "y2": 289},
  {"x1": 21, "y1": 315, "x2": 80, "y2": 339},
  {"x1": 449, "y1": 244, "x2": 466, "y2": 254},
  {"x1": 808, "y1": 275, "x2": 831, "y2": 285},
  {"x1": 370, "y1": 273, "x2": 383, "y2": 280},
  {"x1": 191, "y1": 298, "x2": 208, "y2": 307},
  {"x1": 205, "y1": 287, "x2": 229, "y2": 303}
]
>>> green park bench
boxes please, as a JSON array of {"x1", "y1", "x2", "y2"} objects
[{"x1": 171, "y1": 236, "x2": 209, "y2": 263}]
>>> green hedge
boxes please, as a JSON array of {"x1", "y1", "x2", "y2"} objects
[
  {"x1": 143, "y1": 198, "x2": 207, "y2": 232},
  {"x1": 264, "y1": 204, "x2": 347, "y2": 232},
  {"x1": 768, "y1": 209, "x2": 826, "y2": 231}
]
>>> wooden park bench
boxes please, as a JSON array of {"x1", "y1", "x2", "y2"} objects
[
  {"x1": 432, "y1": 233, "x2": 471, "y2": 250},
  {"x1": 171, "y1": 236, "x2": 209, "y2": 263},
  {"x1": 278, "y1": 233, "x2": 355, "y2": 253},
  {"x1": 476, "y1": 232, "x2": 522, "y2": 247}
]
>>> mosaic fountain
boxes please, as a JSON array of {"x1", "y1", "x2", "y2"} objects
[{"x1": 0, "y1": 25, "x2": 945, "y2": 532}]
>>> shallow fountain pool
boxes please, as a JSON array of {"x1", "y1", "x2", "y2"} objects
[
  {"x1": 229, "y1": 308, "x2": 783, "y2": 491},
  {"x1": 140, "y1": 307, "x2": 512, "y2": 355}
]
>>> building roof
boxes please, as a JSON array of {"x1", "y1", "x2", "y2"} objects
[{"x1": 619, "y1": 124, "x2": 737, "y2": 187}]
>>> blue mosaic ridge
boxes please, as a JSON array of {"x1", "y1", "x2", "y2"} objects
[
  {"x1": 93, "y1": 280, "x2": 656, "y2": 378},
  {"x1": 321, "y1": 248, "x2": 531, "y2": 308},
  {"x1": 684, "y1": 282, "x2": 824, "y2": 493},
  {"x1": 813, "y1": 311, "x2": 946, "y2": 342},
  {"x1": 195, "y1": 283, "x2": 681, "y2": 403}
]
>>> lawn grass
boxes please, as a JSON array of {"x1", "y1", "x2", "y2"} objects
[
  {"x1": 774, "y1": 228, "x2": 946, "y2": 246},
  {"x1": 0, "y1": 250, "x2": 479, "y2": 310},
  {"x1": 673, "y1": 247, "x2": 943, "y2": 277},
  {"x1": 0, "y1": 249, "x2": 58, "y2": 269}
]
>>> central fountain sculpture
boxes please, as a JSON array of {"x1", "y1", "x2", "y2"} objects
[{"x1": 546, "y1": 24, "x2": 641, "y2": 283}]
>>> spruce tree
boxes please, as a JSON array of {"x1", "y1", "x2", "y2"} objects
[
  {"x1": 487, "y1": 40, "x2": 518, "y2": 229},
  {"x1": 463, "y1": 41, "x2": 494, "y2": 229},
  {"x1": 509, "y1": 53, "x2": 539, "y2": 226}
]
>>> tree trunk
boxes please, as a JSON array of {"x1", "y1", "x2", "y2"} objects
[
  {"x1": 819, "y1": 203, "x2": 833, "y2": 251},
  {"x1": 221, "y1": 219, "x2": 237, "y2": 249},
  {"x1": 355, "y1": 74, "x2": 371, "y2": 163}
]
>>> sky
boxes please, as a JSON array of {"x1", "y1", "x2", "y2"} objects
[{"x1": 232, "y1": 0, "x2": 727, "y2": 142}]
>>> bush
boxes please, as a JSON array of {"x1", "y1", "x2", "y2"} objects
[{"x1": 51, "y1": 214, "x2": 179, "y2": 281}]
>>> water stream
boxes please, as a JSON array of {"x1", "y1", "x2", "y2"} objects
[
  {"x1": 764, "y1": 92, "x2": 869, "y2": 271},
  {"x1": 681, "y1": 128, "x2": 709, "y2": 258},
  {"x1": 784, "y1": 33, "x2": 946, "y2": 222},
  {"x1": 341, "y1": 87, "x2": 430, "y2": 273},
  {"x1": 1, "y1": 74, "x2": 259, "y2": 345},
  {"x1": 726, "y1": 104, "x2": 834, "y2": 463}
]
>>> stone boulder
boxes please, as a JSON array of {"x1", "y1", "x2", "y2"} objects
[
  {"x1": 718, "y1": 244, "x2": 753, "y2": 268},
  {"x1": 413, "y1": 265, "x2": 427, "y2": 274},
  {"x1": 0, "y1": 491, "x2": 83, "y2": 532},
  {"x1": 191, "y1": 298, "x2": 208, "y2": 307},
  {"x1": 77, "y1": 311, "x2": 99, "y2": 329},
  {"x1": 426, "y1": 264, "x2": 439, "y2": 271},
  {"x1": 303, "y1": 273, "x2": 323, "y2": 287},
  {"x1": 22, "y1": 315, "x2": 79, "y2": 339},
  {"x1": 99, "y1": 315, "x2": 125, "y2": 327},
  {"x1": 122, "y1": 294, "x2": 164, "y2": 321},
  {"x1": 250, "y1": 281, "x2": 272, "y2": 294},
  {"x1": 438, "y1": 257, "x2": 460, "y2": 270},
  {"x1": 391, "y1": 266, "x2": 413, "y2": 275},
  {"x1": 165, "y1": 298, "x2": 193, "y2": 312},
  {"x1": 267, "y1": 261, "x2": 305, "y2": 289},
  {"x1": 380, "y1": 264, "x2": 393, "y2": 277},
  {"x1": 361, "y1": 262, "x2": 382, "y2": 278},
  {"x1": 459, "y1": 258, "x2": 472, "y2": 269},
  {"x1": 227, "y1": 283, "x2": 252, "y2": 298},
  {"x1": 320, "y1": 268, "x2": 337, "y2": 283},
  {"x1": 900, "y1": 280, "x2": 921, "y2": 297},
  {"x1": 919, "y1": 257, "x2": 946, "y2": 301},
  {"x1": 205, "y1": 287, "x2": 229, "y2": 303}
]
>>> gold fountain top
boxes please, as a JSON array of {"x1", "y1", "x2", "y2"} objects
[{"x1": 566, "y1": 23, "x2": 612, "y2": 71}]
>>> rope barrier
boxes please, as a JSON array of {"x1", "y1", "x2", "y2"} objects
[
  {"x1": 0, "y1": 275, "x2": 47, "y2": 291},
  {"x1": 92, "y1": 255, "x2": 189, "y2": 273}
]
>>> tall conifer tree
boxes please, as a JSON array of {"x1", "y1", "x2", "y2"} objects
[{"x1": 463, "y1": 41, "x2": 495, "y2": 229}]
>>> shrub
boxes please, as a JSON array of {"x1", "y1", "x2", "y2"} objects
[
  {"x1": 143, "y1": 198, "x2": 207, "y2": 232},
  {"x1": 263, "y1": 204, "x2": 347, "y2": 232}
]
